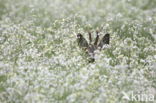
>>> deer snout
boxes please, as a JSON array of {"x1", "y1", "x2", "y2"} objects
[{"x1": 87, "y1": 45, "x2": 97, "y2": 63}]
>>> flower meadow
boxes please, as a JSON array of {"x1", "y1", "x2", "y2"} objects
[{"x1": 0, "y1": 0, "x2": 156, "y2": 103}]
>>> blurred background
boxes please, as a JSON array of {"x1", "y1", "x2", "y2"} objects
[{"x1": 0, "y1": 0, "x2": 156, "y2": 102}]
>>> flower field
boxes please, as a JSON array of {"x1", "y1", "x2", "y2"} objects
[{"x1": 0, "y1": 0, "x2": 156, "y2": 102}]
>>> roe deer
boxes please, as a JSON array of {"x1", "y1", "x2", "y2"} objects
[{"x1": 77, "y1": 31, "x2": 110, "y2": 63}]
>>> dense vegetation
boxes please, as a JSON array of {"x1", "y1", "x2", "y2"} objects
[{"x1": 0, "y1": 0, "x2": 156, "y2": 102}]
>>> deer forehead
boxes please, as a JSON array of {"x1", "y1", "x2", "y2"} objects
[{"x1": 88, "y1": 44, "x2": 97, "y2": 51}]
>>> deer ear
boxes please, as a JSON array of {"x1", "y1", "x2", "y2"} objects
[
  {"x1": 98, "y1": 33, "x2": 110, "y2": 48},
  {"x1": 77, "y1": 33, "x2": 89, "y2": 49}
]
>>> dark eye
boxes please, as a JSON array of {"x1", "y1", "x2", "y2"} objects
[
  {"x1": 77, "y1": 35, "x2": 80, "y2": 38},
  {"x1": 77, "y1": 34, "x2": 81, "y2": 38}
]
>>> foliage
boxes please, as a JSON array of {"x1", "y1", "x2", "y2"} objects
[{"x1": 0, "y1": 0, "x2": 156, "y2": 102}]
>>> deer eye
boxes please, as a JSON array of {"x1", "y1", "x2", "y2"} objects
[{"x1": 77, "y1": 33, "x2": 82, "y2": 38}]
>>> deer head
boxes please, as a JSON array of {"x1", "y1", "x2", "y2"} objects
[{"x1": 77, "y1": 31, "x2": 110, "y2": 63}]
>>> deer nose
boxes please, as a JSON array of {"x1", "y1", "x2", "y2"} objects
[{"x1": 88, "y1": 52, "x2": 95, "y2": 63}]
